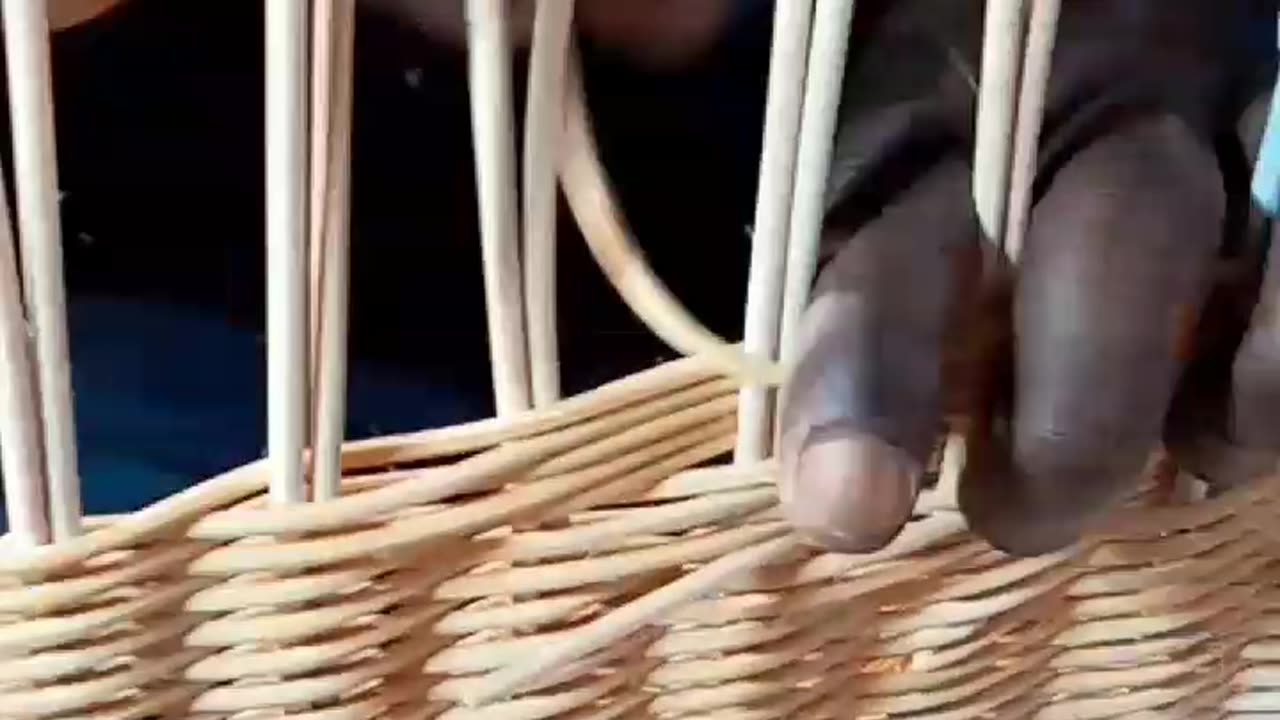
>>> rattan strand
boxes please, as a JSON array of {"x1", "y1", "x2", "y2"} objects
[{"x1": 1, "y1": 354, "x2": 1277, "y2": 718}]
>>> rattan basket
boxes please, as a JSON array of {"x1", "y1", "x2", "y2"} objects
[{"x1": 3, "y1": 0, "x2": 1280, "y2": 718}]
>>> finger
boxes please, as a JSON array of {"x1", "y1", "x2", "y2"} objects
[
  {"x1": 779, "y1": 155, "x2": 981, "y2": 552},
  {"x1": 1169, "y1": 221, "x2": 1280, "y2": 488},
  {"x1": 1231, "y1": 227, "x2": 1280, "y2": 454},
  {"x1": 961, "y1": 114, "x2": 1223, "y2": 556}
]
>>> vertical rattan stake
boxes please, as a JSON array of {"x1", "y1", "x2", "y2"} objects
[
  {"x1": 973, "y1": 0, "x2": 1027, "y2": 251},
  {"x1": 736, "y1": 0, "x2": 815, "y2": 463},
  {"x1": 308, "y1": 0, "x2": 334, "y2": 376},
  {"x1": 3, "y1": 0, "x2": 81, "y2": 540},
  {"x1": 777, "y1": 0, "x2": 858, "y2": 365},
  {"x1": 522, "y1": 0, "x2": 575, "y2": 408},
  {"x1": 266, "y1": 0, "x2": 311, "y2": 505},
  {"x1": 559, "y1": 57, "x2": 785, "y2": 387},
  {"x1": 309, "y1": 0, "x2": 356, "y2": 501},
  {"x1": 467, "y1": 0, "x2": 532, "y2": 418},
  {"x1": 1003, "y1": 0, "x2": 1060, "y2": 263},
  {"x1": 0, "y1": 171, "x2": 48, "y2": 549}
]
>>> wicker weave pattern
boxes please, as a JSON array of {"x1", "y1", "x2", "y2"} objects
[{"x1": 2, "y1": 353, "x2": 1278, "y2": 718}]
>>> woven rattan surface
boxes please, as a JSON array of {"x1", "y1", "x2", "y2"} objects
[{"x1": 2, "y1": 353, "x2": 1278, "y2": 719}]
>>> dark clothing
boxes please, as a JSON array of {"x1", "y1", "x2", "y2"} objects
[{"x1": 824, "y1": 0, "x2": 1277, "y2": 252}]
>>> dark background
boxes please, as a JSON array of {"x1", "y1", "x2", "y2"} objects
[{"x1": 0, "y1": 0, "x2": 774, "y2": 514}]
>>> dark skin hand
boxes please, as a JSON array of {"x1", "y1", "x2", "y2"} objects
[
  {"x1": 784, "y1": 0, "x2": 1280, "y2": 556},
  {"x1": 381, "y1": 0, "x2": 1277, "y2": 558},
  {"x1": 54, "y1": 1, "x2": 1280, "y2": 557}
]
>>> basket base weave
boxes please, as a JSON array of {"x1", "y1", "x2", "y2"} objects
[{"x1": 1, "y1": 356, "x2": 1278, "y2": 719}]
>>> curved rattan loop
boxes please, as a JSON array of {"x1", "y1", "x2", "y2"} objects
[{"x1": 557, "y1": 48, "x2": 787, "y2": 388}]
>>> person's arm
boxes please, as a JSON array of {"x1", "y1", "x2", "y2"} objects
[
  {"x1": 49, "y1": 0, "x2": 124, "y2": 32},
  {"x1": 48, "y1": 0, "x2": 738, "y2": 68},
  {"x1": 367, "y1": 0, "x2": 736, "y2": 69}
]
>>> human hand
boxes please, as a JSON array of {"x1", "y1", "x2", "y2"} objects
[{"x1": 778, "y1": 2, "x2": 1278, "y2": 557}]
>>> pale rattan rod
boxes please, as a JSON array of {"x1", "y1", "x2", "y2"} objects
[
  {"x1": 265, "y1": 0, "x2": 311, "y2": 505},
  {"x1": 466, "y1": 0, "x2": 533, "y2": 418},
  {"x1": 778, "y1": 0, "x2": 858, "y2": 364},
  {"x1": 2, "y1": 0, "x2": 81, "y2": 541},
  {"x1": 1004, "y1": 0, "x2": 1061, "y2": 263},
  {"x1": 0, "y1": 159, "x2": 47, "y2": 548},
  {"x1": 974, "y1": 0, "x2": 1027, "y2": 251},
  {"x1": 735, "y1": 0, "x2": 814, "y2": 463},
  {"x1": 522, "y1": 0, "x2": 575, "y2": 408},
  {"x1": 308, "y1": 0, "x2": 357, "y2": 502}
]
